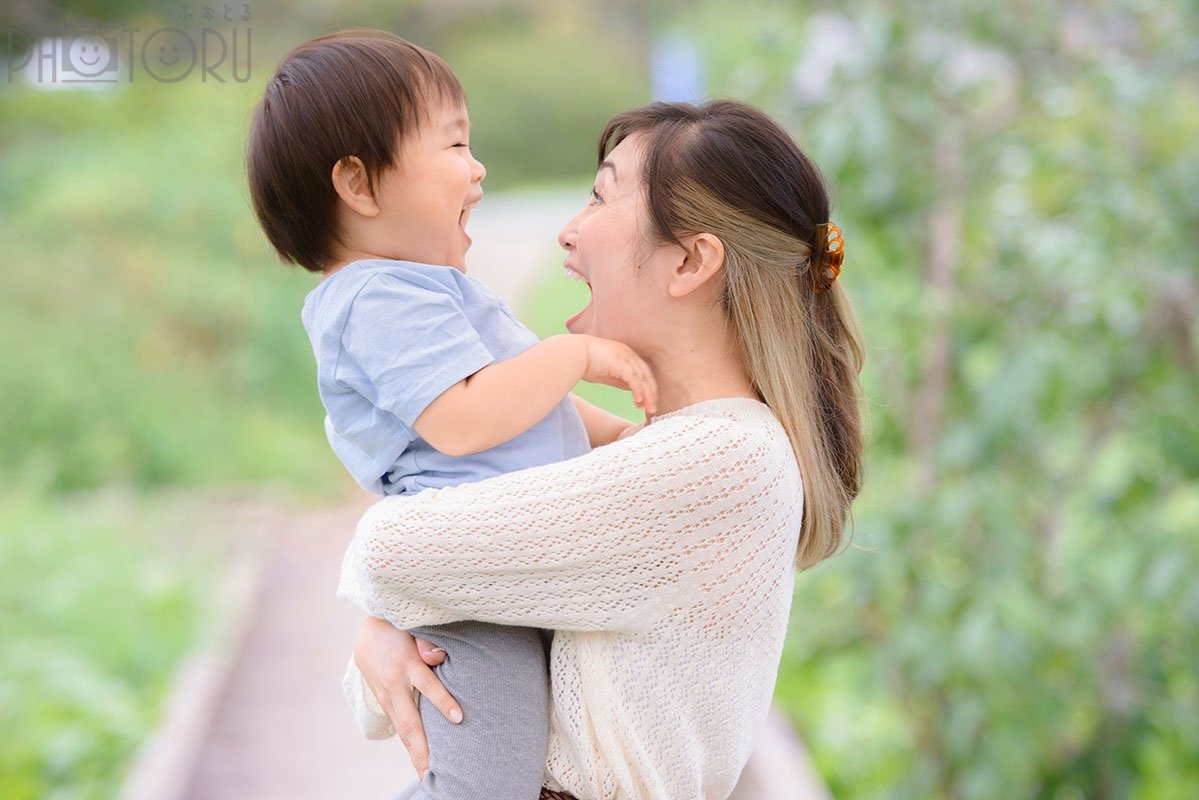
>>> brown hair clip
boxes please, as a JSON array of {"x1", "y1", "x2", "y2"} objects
[{"x1": 813, "y1": 222, "x2": 845, "y2": 293}]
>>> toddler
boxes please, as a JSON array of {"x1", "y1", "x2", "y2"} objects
[{"x1": 247, "y1": 29, "x2": 654, "y2": 800}]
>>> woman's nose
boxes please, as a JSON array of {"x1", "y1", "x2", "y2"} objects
[{"x1": 558, "y1": 208, "x2": 583, "y2": 250}]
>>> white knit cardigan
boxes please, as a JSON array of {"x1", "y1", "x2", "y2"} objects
[{"x1": 338, "y1": 397, "x2": 803, "y2": 800}]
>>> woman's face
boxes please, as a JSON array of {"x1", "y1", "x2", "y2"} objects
[{"x1": 557, "y1": 134, "x2": 678, "y2": 347}]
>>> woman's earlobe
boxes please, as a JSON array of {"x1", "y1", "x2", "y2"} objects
[{"x1": 331, "y1": 156, "x2": 381, "y2": 218}]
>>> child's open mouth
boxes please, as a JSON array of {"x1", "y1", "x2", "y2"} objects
[{"x1": 459, "y1": 198, "x2": 481, "y2": 229}]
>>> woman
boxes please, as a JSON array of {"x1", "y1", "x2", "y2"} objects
[{"x1": 339, "y1": 99, "x2": 864, "y2": 800}]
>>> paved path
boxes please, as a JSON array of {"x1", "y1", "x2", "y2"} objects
[
  {"x1": 180, "y1": 500, "x2": 407, "y2": 800},
  {"x1": 142, "y1": 191, "x2": 830, "y2": 800}
]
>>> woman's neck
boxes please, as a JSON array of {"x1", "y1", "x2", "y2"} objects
[{"x1": 644, "y1": 339, "x2": 758, "y2": 419}]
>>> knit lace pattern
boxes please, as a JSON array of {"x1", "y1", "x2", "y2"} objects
[{"x1": 339, "y1": 397, "x2": 803, "y2": 800}]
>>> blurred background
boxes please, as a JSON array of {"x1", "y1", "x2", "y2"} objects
[{"x1": 2, "y1": 0, "x2": 1197, "y2": 798}]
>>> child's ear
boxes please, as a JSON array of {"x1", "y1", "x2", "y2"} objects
[{"x1": 331, "y1": 156, "x2": 381, "y2": 218}]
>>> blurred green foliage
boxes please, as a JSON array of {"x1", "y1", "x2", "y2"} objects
[
  {"x1": 441, "y1": 7, "x2": 648, "y2": 188},
  {"x1": 664, "y1": 1, "x2": 1199, "y2": 797},
  {"x1": 0, "y1": 485, "x2": 212, "y2": 799},
  {"x1": 0, "y1": 83, "x2": 338, "y2": 493},
  {"x1": 0, "y1": 78, "x2": 341, "y2": 797}
]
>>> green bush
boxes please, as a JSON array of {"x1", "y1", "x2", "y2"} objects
[{"x1": 0, "y1": 74, "x2": 345, "y2": 798}]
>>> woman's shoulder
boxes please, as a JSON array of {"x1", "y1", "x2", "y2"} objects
[
  {"x1": 620, "y1": 396, "x2": 798, "y2": 479},
  {"x1": 647, "y1": 397, "x2": 789, "y2": 448},
  {"x1": 652, "y1": 396, "x2": 778, "y2": 425}
]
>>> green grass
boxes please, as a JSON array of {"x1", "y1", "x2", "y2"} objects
[{"x1": 0, "y1": 484, "x2": 216, "y2": 799}]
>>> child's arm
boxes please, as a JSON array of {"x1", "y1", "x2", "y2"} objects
[
  {"x1": 413, "y1": 334, "x2": 656, "y2": 457},
  {"x1": 570, "y1": 394, "x2": 643, "y2": 448}
]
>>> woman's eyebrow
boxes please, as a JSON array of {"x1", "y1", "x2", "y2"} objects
[{"x1": 599, "y1": 160, "x2": 618, "y2": 183}]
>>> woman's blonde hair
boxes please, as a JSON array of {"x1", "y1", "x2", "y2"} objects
[{"x1": 599, "y1": 100, "x2": 865, "y2": 569}]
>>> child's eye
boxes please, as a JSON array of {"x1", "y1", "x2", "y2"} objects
[{"x1": 453, "y1": 142, "x2": 471, "y2": 149}]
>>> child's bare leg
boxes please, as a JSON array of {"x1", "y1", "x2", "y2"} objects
[{"x1": 392, "y1": 621, "x2": 551, "y2": 800}]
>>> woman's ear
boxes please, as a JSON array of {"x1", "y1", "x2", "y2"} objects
[
  {"x1": 331, "y1": 156, "x2": 381, "y2": 218},
  {"x1": 668, "y1": 233, "x2": 725, "y2": 299}
]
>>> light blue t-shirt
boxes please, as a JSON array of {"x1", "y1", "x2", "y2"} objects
[{"x1": 301, "y1": 259, "x2": 590, "y2": 496}]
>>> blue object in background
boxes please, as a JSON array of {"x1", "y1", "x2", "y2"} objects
[{"x1": 651, "y1": 36, "x2": 705, "y2": 102}]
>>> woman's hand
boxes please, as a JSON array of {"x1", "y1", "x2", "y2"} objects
[{"x1": 352, "y1": 616, "x2": 463, "y2": 778}]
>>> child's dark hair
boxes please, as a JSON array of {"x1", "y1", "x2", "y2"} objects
[{"x1": 247, "y1": 30, "x2": 465, "y2": 272}]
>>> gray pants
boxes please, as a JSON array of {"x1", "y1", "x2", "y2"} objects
[{"x1": 391, "y1": 621, "x2": 552, "y2": 800}]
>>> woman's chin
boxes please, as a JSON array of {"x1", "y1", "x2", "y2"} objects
[{"x1": 565, "y1": 302, "x2": 593, "y2": 334}]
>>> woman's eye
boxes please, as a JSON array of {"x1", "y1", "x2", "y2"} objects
[{"x1": 589, "y1": 187, "x2": 603, "y2": 205}]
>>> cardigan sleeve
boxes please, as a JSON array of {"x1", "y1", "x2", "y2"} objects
[
  {"x1": 336, "y1": 413, "x2": 777, "y2": 634},
  {"x1": 343, "y1": 658, "x2": 396, "y2": 740}
]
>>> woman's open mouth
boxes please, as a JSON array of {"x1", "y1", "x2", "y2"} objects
[{"x1": 563, "y1": 265, "x2": 593, "y2": 332}]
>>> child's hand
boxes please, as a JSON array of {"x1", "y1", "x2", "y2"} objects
[{"x1": 578, "y1": 335, "x2": 658, "y2": 414}]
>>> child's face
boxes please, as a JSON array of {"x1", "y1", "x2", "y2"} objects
[{"x1": 374, "y1": 99, "x2": 486, "y2": 271}]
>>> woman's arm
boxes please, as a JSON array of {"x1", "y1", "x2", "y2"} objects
[{"x1": 338, "y1": 413, "x2": 785, "y2": 633}]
